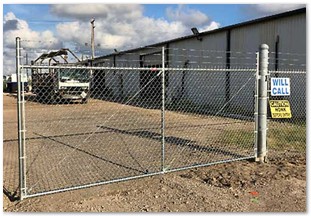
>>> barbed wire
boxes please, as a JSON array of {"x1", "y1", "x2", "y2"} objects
[
  {"x1": 269, "y1": 69, "x2": 306, "y2": 74},
  {"x1": 270, "y1": 51, "x2": 306, "y2": 56}
]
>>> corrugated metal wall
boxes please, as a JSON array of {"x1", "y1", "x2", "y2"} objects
[
  {"x1": 230, "y1": 13, "x2": 306, "y2": 117},
  {"x1": 93, "y1": 11, "x2": 306, "y2": 117},
  {"x1": 167, "y1": 32, "x2": 227, "y2": 109}
]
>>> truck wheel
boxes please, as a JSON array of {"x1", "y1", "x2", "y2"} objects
[{"x1": 47, "y1": 91, "x2": 59, "y2": 104}]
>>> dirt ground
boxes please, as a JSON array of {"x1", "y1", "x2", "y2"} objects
[{"x1": 2, "y1": 93, "x2": 306, "y2": 212}]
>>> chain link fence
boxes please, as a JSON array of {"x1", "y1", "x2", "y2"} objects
[
  {"x1": 267, "y1": 52, "x2": 306, "y2": 157},
  {"x1": 3, "y1": 40, "x2": 306, "y2": 200}
]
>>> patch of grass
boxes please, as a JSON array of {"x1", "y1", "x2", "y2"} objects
[
  {"x1": 221, "y1": 129, "x2": 254, "y2": 148},
  {"x1": 268, "y1": 123, "x2": 306, "y2": 152},
  {"x1": 220, "y1": 122, "x2": 306, "y2": 154},
  {"x1": 167, "y1": 98, "x2": 228, "y2": 116}
]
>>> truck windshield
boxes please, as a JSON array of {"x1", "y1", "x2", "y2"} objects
[{"x1": 58, "y1": 69, "x2": 90, "y2": 83}]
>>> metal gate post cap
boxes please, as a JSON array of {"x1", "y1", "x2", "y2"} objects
[{"x1": 260, "y1": 44, "x2": 269, "y2": 50}]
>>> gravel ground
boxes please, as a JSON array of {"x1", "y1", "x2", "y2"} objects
[{"x1": 3, "y1": 93, "x2": 306, "y2": 212}]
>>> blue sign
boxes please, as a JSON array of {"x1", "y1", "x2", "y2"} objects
[{"x1": 271, "y1": 78, "x2": 290, "y2": 96}]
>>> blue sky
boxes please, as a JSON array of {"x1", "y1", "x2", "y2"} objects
[
  {"x1": 3, "y1": 4, "x2": 258, "y2": 32},
  {"x1": 3, "y1": 4, "x2": 73, "y2": 32},
  {"x1": 143, "y1": 4, "x2": 243, "y2": 25},
  {"x1": 3, "y1": 4, "x2": 305, "y2": 36},
  {"x1": 5, "y1": 4, "x2": 302, "y2": 32},
  {"x1": 2, "y1": 4, "x2": 305, "y2": 74}
]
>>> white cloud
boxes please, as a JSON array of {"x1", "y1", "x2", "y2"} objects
[
  {"x1": 56, "y1": 21, "x2": 87, "y2": 44},
  {"x1": 55, "y1": 17, "x2": 187, "y2": 52},
  {"x1": 53, "y1": 4, "x2": 220, "y2": 54},
  {"x1": 50, "y1": 4, "x2": 143, "y2": 21},
  {"x1": 166, "y1": 5, "x2": 220, "y2": 33},
  {"x1": 132, "y1": 17, "x2": 187, "y2": 46},
  {"x1": 3, "y1": 12, "x2": 60, "y2": 49},
  {"x1": 3, "y1": 12, "x2": 61, "y2": 75},
  {"x1": 3, "y1": 5, "x2": 222, "y2": 75},
  {"x1": 53, "y1": 6, "x2": 186, "y2": 51},
  {"x1": 166, "y1": 5, "x2": 210, "y2": 28},
  {"x1": 3, "y1": 47, "x2": 17, "y2": 76},
  {"x1": 242, "y1": 4, "x2": 305, "y2": 17},
  {"x1": 200, "y1": 21, "x2": 221, "y2": 32}
]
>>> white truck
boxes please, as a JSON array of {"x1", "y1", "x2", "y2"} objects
[{"x1": 31, "y1": 49, "x2": 91, "y2": 104}]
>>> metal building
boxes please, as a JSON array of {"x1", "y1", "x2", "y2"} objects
[{"x1": 91, "y1": 8, "x2": 306, "y2": 117}]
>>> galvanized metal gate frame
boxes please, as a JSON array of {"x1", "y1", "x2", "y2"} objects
[{"x1": 16, "y1": 37, "x2": 269, "y2": 200}]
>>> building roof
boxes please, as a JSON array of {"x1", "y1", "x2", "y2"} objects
[{"x1": 94, "y1": 7, "x2": 306, "y2": 61}]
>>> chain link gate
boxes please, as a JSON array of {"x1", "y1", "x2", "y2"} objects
[
  {"x1": 267, "y1": 52, "x2": 306, "y2": 157},
  {"x1": 10, "y1": 38, "x2": 290, "y2": 200}
]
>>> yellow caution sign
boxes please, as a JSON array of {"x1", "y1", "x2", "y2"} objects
[{"x1": 269, "y1": 100, "x2": 292, "y2": 118}]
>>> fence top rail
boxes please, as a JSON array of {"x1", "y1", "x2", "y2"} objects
[{"x1": 20, "y1": 64, "x2": 257, "y2": 72}]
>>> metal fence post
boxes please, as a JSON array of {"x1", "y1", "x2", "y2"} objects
[
  {"x1": 16, "y1": 37, "x2": 26, "y2": 199},
  {"x1": 254, "y1": 52, "x2": 259, "y2": 159},
  {"x1": 256, "y1": 44, "x2": 269, "y2": 163},
  {"x1": 161, "y1": 46, "x2": 166, "y2": 172}
]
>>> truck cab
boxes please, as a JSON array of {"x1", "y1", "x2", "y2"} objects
[{"x1": 31, "y1": 49, "x2": 91, "y2": 104}]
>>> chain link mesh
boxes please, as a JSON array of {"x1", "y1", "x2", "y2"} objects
[
  {"x1": 164, "y1": 68, "x2": 256, "y2": 171},
  {"x1": 3, "y1": 45, "x2": 306, "y2": 199},
  {"x1": 267, "y1": 52, "x2": 306, "y2": 157},
  {"x1": 21, "y1": 66, "x2": 163, "y2": 195},
  {"x1": 267, "y1": 71, "x2": 306, "y2": 157}
]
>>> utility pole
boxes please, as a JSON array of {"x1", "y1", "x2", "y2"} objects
[
  {"x1": 25, "y1": 53, "x2": 29, "y2": 77},
  {"x1": 91, "y1": 18, "x2": 95, "y2": 60}
]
